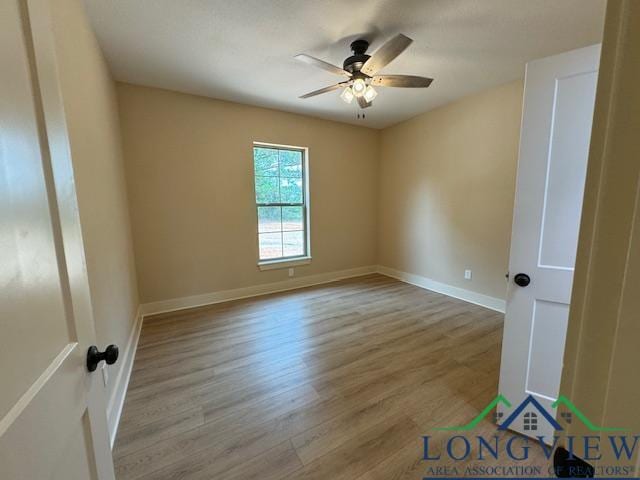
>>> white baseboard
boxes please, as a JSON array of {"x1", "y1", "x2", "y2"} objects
[
  {"x1": 140, "y1": 265, "x2": 378, "y2": 317},
  {"x1": 106, "y1": 306, "x2": 143, "y2": 448},
  {"x1": 376, "y1": 265, "x2": 506, "y2": 313}
]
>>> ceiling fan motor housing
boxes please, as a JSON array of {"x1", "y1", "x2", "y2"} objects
[{"x1": 343, "y1": 39, "x2": 371, "y2": 75}]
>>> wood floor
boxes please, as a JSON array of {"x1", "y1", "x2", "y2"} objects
[{"x1": 114, "y1": 274, "x2": 548, "y2": 479}]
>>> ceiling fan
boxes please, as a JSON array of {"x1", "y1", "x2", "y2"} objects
[{"x1": 295, "y1": 34, "x2": 433, "y2": 109}]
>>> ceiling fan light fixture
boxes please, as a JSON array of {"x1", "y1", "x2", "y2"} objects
[
  {"x1": 340, "y1": 86, "x2": 354, "y2": 104},
  {"x1": 295, "y1": 33, "x2": 433, "y2": 110},
  {"x1": 352, "y1": 78, "x2": 367, "y2": 97},
  {"x1": 363, "y1": 85, "x2": 378, "y2": 102}
]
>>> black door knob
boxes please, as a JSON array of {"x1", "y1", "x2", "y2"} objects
[
  {"x1": 513, "y1": 273, "x2": 531, "y2": 287},
  {"x1": 87, "y1": 344, "x2": 119, "y2": 372}
]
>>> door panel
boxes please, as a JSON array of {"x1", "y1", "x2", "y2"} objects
[
  {"x1": 498, "y1": 44, "x2": 600, "y2": 441},
  {"x1": 52, "y1": 413, "x2": 97, "y2": 480},
  {"x1": 0, "y1": 0, "x2": 114, "y2": 478},
  {"x1": 0, "y1": 0, "x2": 72, "y2": 418},
  {"x1": 0, "y1": 346, "x2": 92, "y2": 479},
  {"x1": 538, "y1": 71, "x2": 598, "y2": 269},
  {"x1": 525, "y1": 300, "x2": 569, "y2": 398}
]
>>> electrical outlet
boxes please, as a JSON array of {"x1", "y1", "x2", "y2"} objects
[
  {"x1": 288, "y1": 268, "x2": 294, "y2": 277},
  {"x1": 101, "y1": 364, "x2": 109, "y2": 387},
  {"x1": 464, "y1": 269, "x2": 472, "y2": 280}
]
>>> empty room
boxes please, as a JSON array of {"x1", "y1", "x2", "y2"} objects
[{"x1": 2, "y1": 0, "x2": 640, "y2": 479}]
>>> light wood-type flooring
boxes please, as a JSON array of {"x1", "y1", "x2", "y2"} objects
[{"x1": 114, "y1": 274, "x2": 549, "y2": 479}]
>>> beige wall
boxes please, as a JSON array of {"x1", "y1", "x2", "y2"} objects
[
  {"x1": 378, "y1": 80, "x2": 524, "y2": 300},
  {"x1": 117, "y1": 81, "x2": 524, "y2": 305},
  {"x1": 116, "y1": 84, "x2": 379, "y2": 304},
  {"x1": 51, "y1": 0, "x2": 139, "y2": 403}
]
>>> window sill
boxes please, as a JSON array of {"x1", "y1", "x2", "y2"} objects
[{"x1": 258, "y1": 257, "x2": 312, "y2": 271}]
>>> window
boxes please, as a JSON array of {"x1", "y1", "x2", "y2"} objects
[
  {"x1": 523, "y1": 412, "x2": 538, "y2": 431},
  {"x1": 253, "y1": 143, "x2": 309, "y2": 266}
]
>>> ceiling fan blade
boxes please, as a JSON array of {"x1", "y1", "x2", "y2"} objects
[
  {"x1": 357, "y1": 95, "x2": 372, "y2": 109},
  {"x1": 299, "y1": 83, "x2": 344, "y2": 99},
  {"x1": 372, "y1": 75, "x2": 433, "y2": 88},
  {"x1": 295, "y1": 54, "x2": 351, "y2": 77},
  {"x1": 361, "y1": 34, "x2": 413, "y2": 76}
]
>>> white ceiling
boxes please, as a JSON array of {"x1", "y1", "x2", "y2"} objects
[{"x1": 85, "y1": 0, "x2": 606, "y2": 129}]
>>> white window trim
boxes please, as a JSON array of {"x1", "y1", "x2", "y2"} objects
[
  {"x1": 258, "y1": 256, "x2": 312, "y2": 271},
  {"x1": 253, "y1": 142, "x2": 311, "y2": 268}
]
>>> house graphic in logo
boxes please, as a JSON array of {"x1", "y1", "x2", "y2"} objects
[
  {"x1": 433, "y1": 394, "x2": 626, "y2": 432},
  {"x1": 498, "y1": 395, "x2": 562, "y2": 431}
]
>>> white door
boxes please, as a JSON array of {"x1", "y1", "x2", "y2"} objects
[
  {"x1": 498, "y1": 44, "x2": 600, "y2": 441},
  {"x1": 0, "y1": 0, "x2": 115, "y2": 478}
]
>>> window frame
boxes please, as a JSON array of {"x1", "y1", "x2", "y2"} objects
[{"x1": 252, "y1": 142, "x2": 311, "y2": 269}]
